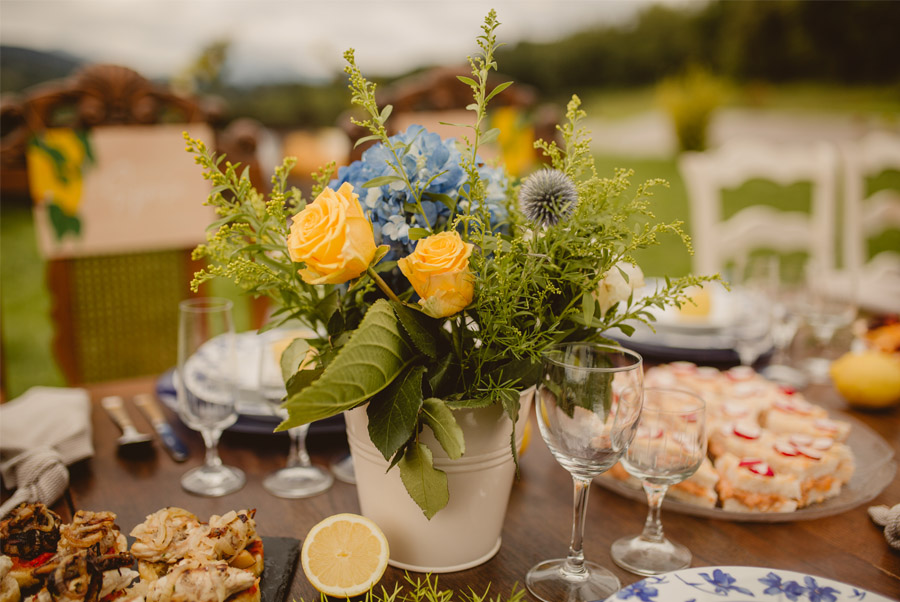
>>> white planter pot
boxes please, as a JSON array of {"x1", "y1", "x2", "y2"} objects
[{"x1": 344, "y1": 388, "x2": 534, "y2": 573}]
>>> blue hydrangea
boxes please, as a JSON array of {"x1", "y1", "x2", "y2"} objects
[{"x1": 329, "y1": 125, "x2": 508, "y2": 261}]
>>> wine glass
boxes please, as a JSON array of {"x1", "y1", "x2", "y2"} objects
[
  {"x1": 789, "y1": 258, "x2": 857, "y2": 383},
  {"x1": 728, "y1": 288, "x2": 773, "y2": 367},
  {"x1": 610, "y1": 387, "x2": 706, "y2": 575},
  {"x1": 727, "y1": 255, "x2": 775, "y2": 368},
  {"x1": 176, "y1": 298, "x2": 246, "y2": 496},
  {"x1": 329, "y1": 454, "x2": 356, "y2": 484},
  {"x1": 258, "y1": 329, "x2": 333, "y2": 498},
  {"x1": 758, "y1": 256, "x2": 807, "y2": 387},
  {"x1": 526, "y1": 343, "x2": 643, "y2": 602}
]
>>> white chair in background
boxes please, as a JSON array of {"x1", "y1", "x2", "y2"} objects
[
  {"x1": 679, "y1": 140, "x2": 840, "y2": 277},
  {"x1": 841, "y1": 131, "x2": 900, "y2": 314}
]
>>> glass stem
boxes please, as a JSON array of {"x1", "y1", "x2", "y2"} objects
[
  {"x1": 201, "y1": 429, "x2": 223, "y2": 468},
  {"x1": 287, "y1": 425, "x2": 311, "y2": 468},
  {"x1": 563, "y1": 476, "x2": 592, "y2": 578},
  {"x1": 640, "y1": 482, "x2": 669, "y2": 543}
]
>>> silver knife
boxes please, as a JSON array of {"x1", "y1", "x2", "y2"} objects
[{"x1": 133, "y1": 394, "x2": 189, "y2": 462}]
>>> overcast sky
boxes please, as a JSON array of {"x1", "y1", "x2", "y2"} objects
[{"x1": 0, "y1": 0, "x2": 698, "y2": 85}]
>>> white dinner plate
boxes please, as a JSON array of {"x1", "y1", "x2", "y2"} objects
[
  {"x1": 638, "y1": 280, "x2": 738, "y2": 335},
  {"x1": 604, "y1": 565, "x2": 893, "y2": 601}
]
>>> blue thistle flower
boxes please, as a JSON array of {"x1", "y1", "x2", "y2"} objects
[{"x1": 518, "y1": 168, "x2": 578, "y2": 227}]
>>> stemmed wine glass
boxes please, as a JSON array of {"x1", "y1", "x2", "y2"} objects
[
  {"x1": 790, "y1": 258, "x2": 857, "y2": 383},
  {"x1": 755, "y1": 256, "x2": 806, "y2": 387},
  {"x1": 727, "y1": 255, "x2": 775, "y2": 368},
  {"x1": 610, "y1": 387, "x2": 706, "y2": 575},
  {"x1": 526, "y1": 343, "x2": 643, "y2": 602},
  {"x1": 258, "y1": 329, "x2": 333, "y2": 498},
  {"x1": 176, "y1": 297, "x2": 246, "y2": 496}
]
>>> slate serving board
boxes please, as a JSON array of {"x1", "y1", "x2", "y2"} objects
[
  {"x1": 260, "y1": 536, "x2": 301, "y2": 602},
  {"x1": 121, "y1": 535, "x2": 300, "y2": 602}
]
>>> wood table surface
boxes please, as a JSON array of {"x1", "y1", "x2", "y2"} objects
[{"x1": 3, "y1": 374, "x2": 899, "y2": 600}]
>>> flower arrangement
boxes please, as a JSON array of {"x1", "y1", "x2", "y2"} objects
[{"x1": 185, "y1": 11, "x2": 710, "y2": 519}]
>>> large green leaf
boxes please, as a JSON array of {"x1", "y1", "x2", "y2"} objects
[
  {"x1": 367, "y1": 366, "x2": 425, "y2": 460},
  {"x1": 391, "y1": 301, "x2": 438, "y2": 359},
  {"x1": 399, "y1": 443, "x2": 449, "y2": 519},
  {"x1": 279, "y1": 338, "x2": 310, "y2": 382},
  {"x1": 278, "y1": 299, "x2": 414, "y2": 429},
  {"x1": 421, "y1": 398, "x2": 464, "y2": 460},
  {"x1": 427, "y1": 353, "x2": 459, "y2": 398}
]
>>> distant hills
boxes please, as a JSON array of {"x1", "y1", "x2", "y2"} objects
[{"x1": 1, "y1": 46, "x2": 83, "y2": 94}]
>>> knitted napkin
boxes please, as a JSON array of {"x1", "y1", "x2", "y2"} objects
[
  {"x1": 0, "y1": 386, "x2": 94, "y2": 517},
  {"x1": 868, "y1": 503, "x2": 900, "y2": 550}
]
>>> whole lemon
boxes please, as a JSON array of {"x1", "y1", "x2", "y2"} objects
[{"x1": 830, "y1": 351, "x2": 900, "y2": 409}]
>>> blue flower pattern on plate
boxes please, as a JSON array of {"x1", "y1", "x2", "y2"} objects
[{"x1": 608, "y1": 568, "x2": 881, "y2": 602}]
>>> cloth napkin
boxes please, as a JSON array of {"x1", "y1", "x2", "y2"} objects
[
  {"x1": 868, "y1": 503, "x2": 900, "y2": 550},
  {"x1": 0, "y1": 386, "x2": 94, "y2": 517}
]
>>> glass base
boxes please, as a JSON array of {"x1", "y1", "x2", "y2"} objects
[
  {"x1": 526, "y1": 559, "x2": 621, "y2": 602},
  {"x1": 761, "y1": 363, "x2": 809, "y2": 389},
  {"x1": 263, "y1": 465, "x2": 333, "y2": 498},
  {"x1": 181, "y1": 464, "x2": 245, "y2": 497},
  {"x1": 330, "y1": 454, "x2": 356, "y2": 484},
  {"x1": 610, "y1": 534, "x2": 691, "y2": 576},
  {"x1": 803, "y1": 357, "x2": 833, "y2": 385}
]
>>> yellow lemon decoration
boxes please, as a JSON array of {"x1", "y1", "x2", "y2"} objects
[
  {"x1": 27, "y1": 128, "x2": 89, "y2": 215},
  {"x1": 301, "y1": 513, "x2": 389, "y2": 598},
  {"x1": 830, "y1": 351, "x2": 900, "y2": 409},
  {"x1": 678, "y1": 285, "x2": 712, "y2": 320}
]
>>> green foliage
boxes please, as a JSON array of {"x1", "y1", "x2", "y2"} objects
[
  {"x1": 399, "y1": 443, "x2": 448, "y2": 520},
  {"x1": 658, "y1": 65, "x2": 726, "y2": 152},
  {"x1": 494, "y1": 0, "x2": 900, "y2": 93},
  {"x1": 277, "y1": 299, "x2": 415, "y2": 428},
  {"x1": 299, "y1": 572, "x2": 527, "y2": 602},
  {"x1": 187, "y1": 10, "x2": 714, "y2": 520}
]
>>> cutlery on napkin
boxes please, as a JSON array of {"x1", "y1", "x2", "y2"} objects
[{"x1": 133, "y1": 393, "x2": 189, "y2": 462}]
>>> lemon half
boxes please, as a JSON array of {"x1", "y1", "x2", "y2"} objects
[{"x1": 301, "y1": 513, "x2": 389, "y2": 598}]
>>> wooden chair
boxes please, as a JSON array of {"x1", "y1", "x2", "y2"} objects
[
  {"x1": 840, "y1": 131, "x2": 900, "y2": 314},
  {"x1": 679, "y1": 140, "x2": 840, "y2": 277},
  {"x1": 5, "y1": 64, "x2": 253, "y2": 385}
]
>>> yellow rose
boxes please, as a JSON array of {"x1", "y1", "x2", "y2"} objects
[
  {"x1": 398, "y1": 231, "x2": 474, "y2": 318},
  {"x1": 288, "y1": 182, "x2": 377, "y2": 285}
]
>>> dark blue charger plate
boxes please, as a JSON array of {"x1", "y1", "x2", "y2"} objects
[{"x1": 156, "y1": 368, "x2": 345, "y2": 436}]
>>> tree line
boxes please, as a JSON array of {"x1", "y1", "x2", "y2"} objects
[{"x1": 496, "y1": 0, "x2": 900, "y2": 95}]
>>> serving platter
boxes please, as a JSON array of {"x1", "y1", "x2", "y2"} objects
[
  {"x1": 595, "y1": 412, "x2": 895, "y2": 522},
  {"x1": 604, "y1": 565, "x2": 893, "y2": 602}
]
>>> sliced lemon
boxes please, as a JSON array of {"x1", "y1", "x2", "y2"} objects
[{"x1": 301, "y1": 513, "x2": 389, "y2": 598}]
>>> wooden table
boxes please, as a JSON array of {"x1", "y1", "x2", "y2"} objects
[{"x1": 3, "y1": 375, "x2": 899, "y2": 600}]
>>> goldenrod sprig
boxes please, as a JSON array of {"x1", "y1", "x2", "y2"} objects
[{"x1": 343, "y1": 49, "x2": 433, "y2": 231}]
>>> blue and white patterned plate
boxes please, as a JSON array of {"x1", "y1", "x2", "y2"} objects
[{"x1": 604, "y1": 566, "x2": 893, "y2": 602}]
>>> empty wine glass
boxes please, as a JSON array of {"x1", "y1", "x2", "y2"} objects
[
  {"x1": 329, "y1": 454, "x2": 356, "y2": 484},
  {"x1": 526, "y1": 343, "x2": 643, "y2": 602},
  {"x1": 759, "y1": 257, "x2": 807, "y2": 387},
  {"x1": 258, "y1": 329, "x2": 333, "y2": 498},
  {"x1": 176, "y1": 298, "x2": 245, "y2": 496},
  {"x1": 726, "y1": 255, "x2": 776, "y2": 368},
  {"x1": 610, "y1": 387, "x2": 706, "y2": 575},
  {"x1": 790, "y1": 259, "x2": 857, "y2": 383},
  {"x1": 728, "y1": 289, "x2": 773, "y2": 367}
]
